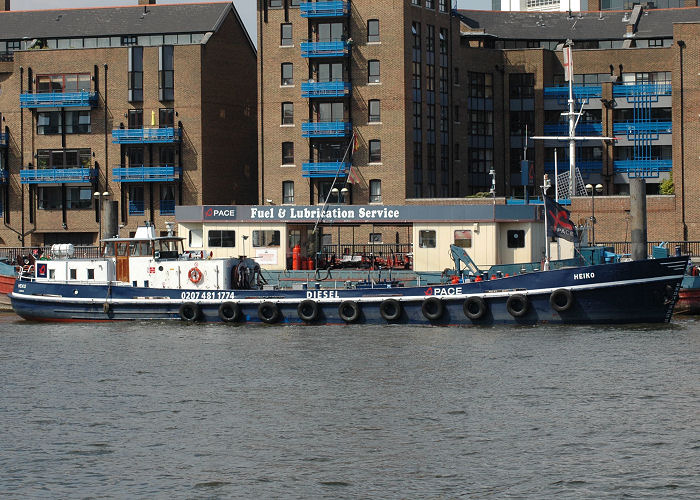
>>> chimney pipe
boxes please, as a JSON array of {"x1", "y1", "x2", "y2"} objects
[
  {"x1": 138, "y1": 0, "x2": 156, "y2": 5},
  {"x1": 3, "y1": 0, "x2": 9, "y2": 12}
]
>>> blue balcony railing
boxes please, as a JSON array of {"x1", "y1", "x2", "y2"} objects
[
  {"x1": 543, "y1": 123, "x2": 603, "y2": 135},
  {"x1": 544, "y1": 85, "x2": 602, "y2": 99},
  {"x1": 300, "y1": 1, "x2": 349, "y2": 17},
  {"x1": 20, "y1": 168, "x2": 95, "y2": 184},
  {"x1": 301, "y1": 81, "x2": 351, "y2": 98},
  {"x1": 612, "y1": 121, "x2": 672, "y2": 138},
  {"x1": 112, "y1": 165, "x2": 182, "y2": 183},
  {"x1": 302, "y1": 161, "x2": 351, "y2": 178},
  {"x1": 20, "y1": 91, "x2": 98, "y2": 108},
  {"x1": 112, "y1": 127, "x2": 181, "y2": 144},
  {"x1": 613, "y1": 83, "x2": 672, "y2": 97},
  {"x1": 160, "y1": 200, "x2": 176, "y2": 215},
  {"x1": 544, "y1": 160, "x2": 602, "y2": 173},
  {"x1": 129, "y1": 200, "x2": 145, "y2": 216},
  {"x1": 301, "y1": 40, "x2": 349, "y2": 58},
  {"x1": 0, "y1": 169, "x2": 7, "y2": 184},
  {"x1": 0, "y1": 132, "x2": 7, "y2": 147},
  {"x1": 302, "y1": 120, "x2": 352, "y2": 138},
  {"x1": 613, "y1": 159, "x2": 673, "y2": 174}
]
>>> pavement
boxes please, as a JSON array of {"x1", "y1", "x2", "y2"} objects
[{"x1": 0, "y1": 293, "x2": 13, "y2": 312}]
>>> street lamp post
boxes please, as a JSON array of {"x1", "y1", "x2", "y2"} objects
[
  {"x1": 94, "y1": 191, "x2": 110, "y2": 246},
  {"x1": 585, "y1": 183, "x2": 603, "y2": 245}
]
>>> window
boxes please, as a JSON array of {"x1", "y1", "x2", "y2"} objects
[
  {"x1": 36, "y1": 148, "x2": 91, "y2": 169},
  {"x1": 369, "y1": 179, "x2": 381, "y2": 203},
  {"x1": 454, "y1": 230, "x2": 472, "y2": 248},
  {"x1": 128, "y1": 46, "x2": 143, "y2": 102},
  {"x1": 317, "y1": 102, "x2": 344, "y2": 122},
  {"x1": 318, "y1": 22, "x2": 343, "y2": 42},
  {"x1": 369, "y1": 140, "x2": 381, "y2": 163},
  {"x1": 70, "y1": 269, "x2": 77, "y2": 280},
  {"x1": 426, "y1": 0, "x2": 434, "y2": 7},
  {"x1": 317, "y1": 62, "x2": 343, "y2": 82},
  {"x1": 468, "y1": 72, "x2": 493, "y2": 98},
  {"x1": 64, "y1": 111, "x2": 91, "y2": 134},
  {"x1": 509, "y1": 73, "x2": 535, "y2": 99},
  {"x1": 66, "y1": 187, "x2": 92, "y2": 209},
  {"x1": 159, "y1": 45, "x2": 174, "y2": 101},
  {"x1": 38, "y1": 187, "x2": 62, "y2": 210},
  {"x1": 282, "y1": 102, "x2": 294, "y2": 125},
  {"x1": 36, "y1": 73, "x2": 91, "y2": 93},
  {"x1": 507, "y1": 230, "x2": 525, "y2": 248},
  {"x1": 368, "y1": 100, "x2": 380, "y2": 123},
  {"x1": 438, "y1": 0, "x2": 448, "y2": 13},
  {"x1": 128, "y1": 109, "x2": 143, "y2": 129},
  {"x1": 208, "y1": 230, "x2": 236, "y2": 248},
  {"x1": 281, "y1": 62, "x2": 293, "y2": 86},
  {"x1": 283, "y1": 181, "x2": 294, "y2": 204},
  {"x1": 367, "y1": 20, "x2": 379, "y2": 43},
  {"x1": 37, "y1": 112, "x2": 62, "y2": 135},
  {"x1": 369, "y1": 233, "x2": 382, "y2": 243},
  {"x1": 419, "y1": 230, "x2": 436, "y2": 248},
  {"x1": 269, "y1": 0, "x2": 282, "y2": 7},
  {"x1": 121, "y1": 36, "x2": 137, "y2": 46},
  {"x1": 189, "y1": 228, "x2": 203, "y2": 248},
  {"x1": 159, "y1": 108, "x2": 174, "y2": 128},
  {"x1": 281, "y1": 24, "x2": 292, "y2": 46},
  {"x1": 160, "y1": 184, "x2": 175, "y2": 215},
  {"x1": 282, "y1": 142, "x2": 294, "y2": 164},
  {"x1": 253, "y1": 230, "x2": 280, "y2": 247},
  {"x1": 128, "y1": 147, "x2": 144, "y2": 167},
  {"x1": 454, "y1": 105, "x2": 460, "y2": 123},
  {"x1": 368, "y1": 60, "x2": 380, "y2": 83},
  {"x1": 87, "y1": 269, "x2": 95, "y2": 280}
]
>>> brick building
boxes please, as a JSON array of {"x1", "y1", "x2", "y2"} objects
[
  {"x1": 258, "y1": 0, "x2": 700, "y2": 244},
  {"x1": 0, "y1": 0, "x2": 257, "y2": 247}
]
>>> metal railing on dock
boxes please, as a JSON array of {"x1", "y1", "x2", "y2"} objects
[
  {"x1": 0, "y1": 246, "x2": 100, "y2": 263},
  {"x1": 597, "y1": 241, "x2": 700, "y2": 257}
]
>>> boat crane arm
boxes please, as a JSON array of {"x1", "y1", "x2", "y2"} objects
[{"x1": 450, "y1": 244, "x2": 481, "y2": 276}]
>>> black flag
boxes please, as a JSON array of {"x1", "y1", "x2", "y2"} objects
[{"x1": 544, "y1": 196, "x2": 578, "y2": 242}]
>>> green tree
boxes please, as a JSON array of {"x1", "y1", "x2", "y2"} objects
[{"x1": 659, "y1": 172, "x2": 674, "y2": 195}]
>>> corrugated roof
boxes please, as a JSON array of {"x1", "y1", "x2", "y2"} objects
[
  {"x1": 455, "y1": 7, "x2": 700, "y2": 40},
  {"x1": 0, "y1": 2, "x2": 231, "y2": 39}
]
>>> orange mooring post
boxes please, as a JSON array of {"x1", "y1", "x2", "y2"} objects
[{"x1": 292, "y1": 244, "x2": 301, "y2": 270}]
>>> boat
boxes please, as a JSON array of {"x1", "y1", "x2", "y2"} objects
[
  {"x1": 8, "y1": 222, "x2": 688, "y2": 325},
  {"x1": 0, "y1": 259, "x2": 16, "y2": 295}
]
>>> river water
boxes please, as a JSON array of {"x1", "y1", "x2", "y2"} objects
[{"x1": 1, "y1": 312, "x2": 698, "y2": 499}]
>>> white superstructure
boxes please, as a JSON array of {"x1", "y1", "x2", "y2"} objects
[{"x1": 496, "y1": 0, "x2": 585, "y2": 11}]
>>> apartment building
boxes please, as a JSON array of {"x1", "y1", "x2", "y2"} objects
[
  {"x1": 0, "y1": 0, "x2": 257, "y2": 247},
  {"x1": 494, "y1": 0, "x2": 689, "y2": 11}
]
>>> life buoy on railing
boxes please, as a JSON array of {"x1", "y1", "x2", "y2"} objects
[{"x1": 188, "y1": 267, "x2": 203, "y2": 284}]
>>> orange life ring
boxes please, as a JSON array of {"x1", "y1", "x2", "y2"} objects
[{"x1": 188, "y1": 267, "x2": 203, "y2": 284}]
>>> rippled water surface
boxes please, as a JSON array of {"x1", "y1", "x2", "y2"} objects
[{"x1": 1, "y1": 312, "x2": 699, "y2": 498}]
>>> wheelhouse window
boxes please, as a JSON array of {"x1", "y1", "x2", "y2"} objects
[
  {"x1": 253, "y1": 230, "x2": 280, "y2": 247},
  {"x1": 36, "y1": 73, "x2": 90, "y2": 93},
  {"x1": 128, "y1": 46, "x2": 143, "y2": 102},
  {"x1": 419, "y1": 230, "x2": 436, "y2": 248},
  {"x1": 454, "y1": 230, "x2": 472, "y2": 248},
  {"x1": 159, "y1": 45, "x2": 174, "y2": 101},
  {"x1": 208, "y1": 230, "x2": 236, "y2": 248}
]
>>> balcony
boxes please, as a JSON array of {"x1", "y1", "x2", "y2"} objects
[
  {"x1": 300, "y1": 1, "x2": 350, "y2": 17},
  {"x1": 112, "y1": 165, "x2": 182, "y2": 183},
  {"x1": 20, "y1": 167, "x2": 95, "y2": 184},
  {"x1": 613, "y1": 83, "x2": 672, "y2": 98},
  {"x1": 613, "y1": 159, "x2": 672, "y2": 177},
  {"x1": 301, "y1": 40, "x2": 350, "y2": 58},
  {"x1": 112, "y1": 127, "x2": 181, "y2": 144},
  {"x1": 612, "y1": 121, "x2": 672, "y2": 139},
  {"x1": 302, "y1": 120, "x2": 352, "y2": 138},
  {"x1": 301, "y1": 81, "x2": 351, "y2": 98},
  {"x1": 129, "y1": 200, "x2": 145, "y2": 216},
  {"x1": 160, "y1": 199, "x2": 175, "y2": 215},
  {"x1": 0, "y1": 132, "x2": 7, "y2": 147},
  {"x1": 544, "y1": 161, "x2": 602, "y2": 173},
  {"x1": 543, "y1": 85, "x2": 602, "y2": 100},
  {"x1": 20, "y1": 91, "x2": 98, "y2": 109},
  {"x1": 0, "y1": 169, "x2": 7, "y2": 185},
  {"x1": 302, "y1": 161, "x2": 351, "y2": 178},
  {"x1": 543, "y1": 123, "x2": 603, "y2": 136}
]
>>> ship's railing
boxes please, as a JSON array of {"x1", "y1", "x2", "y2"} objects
[
  {"x1": 0, "y1": 246, "x2": 101, "y2": 263},
  {"x1": 597, "y1": 241, "x2": 700, "y2": 257}
]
